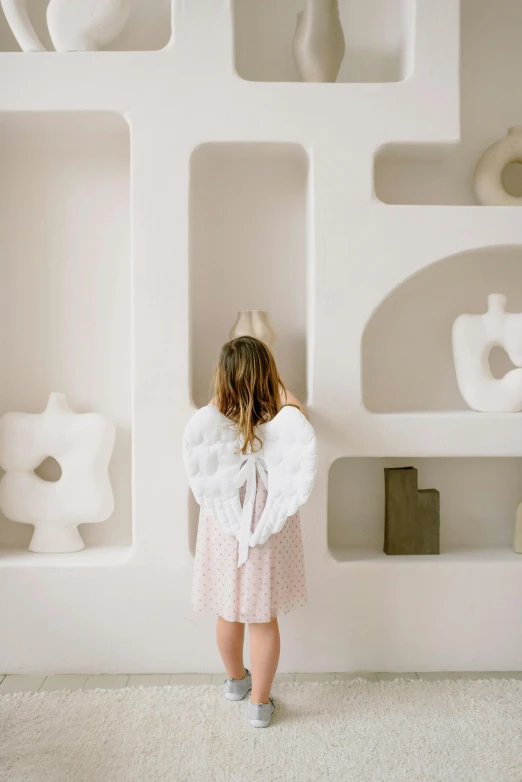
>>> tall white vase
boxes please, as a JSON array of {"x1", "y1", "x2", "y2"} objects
[
  {"x1": 293, "y1": 0, "x2": 346, "y2": 83},
  {"x1": 229, "y1": 311, "x2": 278, "y2": 349},
  {"x1": 514, "y1": 503, "x2": 522, "y2": 554}
]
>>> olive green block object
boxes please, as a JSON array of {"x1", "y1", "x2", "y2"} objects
[{"x1": 384, "y1": 467, "x2": 440, "y2": 555}]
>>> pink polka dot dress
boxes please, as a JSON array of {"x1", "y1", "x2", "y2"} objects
[{"x1": 191, "y1": 474, "x2": 307, "y2": 623}]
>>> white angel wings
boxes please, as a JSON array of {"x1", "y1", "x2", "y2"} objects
[{"x1": 182, "y1": 404, "x2": 317, "y2": 568}]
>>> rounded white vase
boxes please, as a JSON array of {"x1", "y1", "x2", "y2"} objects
[
  {"x1": 229, "y1": 311, "x2": 278, "y2": 349},
  {"x1": 293, "y1": 0, "x2": 346, "y2": 83},
  {"x1": 474, "y1": 126, "x2": 522, "y2": 206}
]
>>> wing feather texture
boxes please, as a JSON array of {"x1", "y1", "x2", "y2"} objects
[{"x1": 182, "y1": 404, "x2": 317, "y2": 566}]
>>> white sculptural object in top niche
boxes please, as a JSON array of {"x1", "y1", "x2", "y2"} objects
[
  {"x1": 0, "y1": 393, "x2": 115, "y2": 553},
  {"x1": 293, "y1": 0, "x2": 346, "y2": 83},
  {"x1": 452, "y1": 294, "x2": 522, "y2": 413},
  {"x1": 1, "y1": 0, "x2": 131, "y2": 52}
]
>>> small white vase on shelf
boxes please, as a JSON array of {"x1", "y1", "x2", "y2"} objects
[
  {"x1": 474, "y1": 126, "x2": 522, "y2": 206},
  {"x1": 229, "y1": 311, "x2": 278, "y2": 349},
  {"x1": 0, "y1": 393, "x2": 115, "y2": 553},
  {"x1": 514, "y1": 503, "x2": 522, "y2": 554},
  {"x1": 293, "y1": 0, "x2": 346, "y2": 83},
  {"x1": 1, "y1": 0, "x2": 131, "y2": 52}
]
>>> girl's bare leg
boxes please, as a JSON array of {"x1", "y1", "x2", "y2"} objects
[
  {"x1": 248, "y1": 617, "x2": 280, "y2": 704},
  {"x1": 216, "y1": 616, "x2": 246, "y2": 679}
]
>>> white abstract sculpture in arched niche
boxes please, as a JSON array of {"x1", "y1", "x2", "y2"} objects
[
  {"x1": 0, "y1": 393, "x2": 116, "y2": 553},
  {"x1": 452, "y1": 294, "x2": 522, "y2": 413}
]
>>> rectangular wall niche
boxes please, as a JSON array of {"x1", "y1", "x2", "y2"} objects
[
  {"x1": 374, "y1": 0, "x2": 522, "y2": 204},
  {"x1": 0, "y1": 0, "x2": 172, "y2": 51},
  {"x1": 190, "y1": 143, "x2": 310, "y2": 409},
  {"x1": 0, "y1": 112, "x2": 132, "y2": 554},
  {"x1": 234, "y1": 0, "x2": 414, "y2": 83},
  {"x1": 328, "y1": 457, "x2": 522, "y2": 561}
]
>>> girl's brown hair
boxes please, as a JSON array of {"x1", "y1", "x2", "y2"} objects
[{"x1": 213, "y1": 336, "x2": 285, "y2": 454}]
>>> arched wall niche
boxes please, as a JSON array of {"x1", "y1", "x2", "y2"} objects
[{"x1": 362, "y1": 245, "x2": 522, "y2": 413}]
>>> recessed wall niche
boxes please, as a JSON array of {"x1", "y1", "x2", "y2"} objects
[
  {"x1": 362, "y1": 246, "x2": 522, "y2": 413},
  {"x1": 328, "y1": 457, "x2": 522, "y2": 561},
  {"x1": 233, "y1": 0, "x2": 414, "y2": 83},
  {"x1": 374, "y1": 0, "x2": 522, "y2": 204},
  {"x1": 190, "y1": 143, "x2": 310, "y2": 409},
  {"x1": 0, "y1": 0, "x2": 172, "y2": 52},
  {"x1": 0, "y1": 112, "x2": 131, "y2": 553}
]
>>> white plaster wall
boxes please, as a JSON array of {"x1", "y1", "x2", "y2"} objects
[{"x1": 1, "y1": 0, "x2": 522, "y2": 676}]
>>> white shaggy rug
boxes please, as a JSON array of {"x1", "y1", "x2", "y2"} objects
[{"x1": 1, "y1": 680, "x2": 522, "y2": 782}]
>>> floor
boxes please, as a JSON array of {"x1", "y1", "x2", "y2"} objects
[{"x1": 1, "y1": 671, "x2": 522, "y2": 693}]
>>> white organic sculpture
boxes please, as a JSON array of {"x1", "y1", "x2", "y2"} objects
[
  {"x1": 293, "y1": 0, "x2": 346, "y2": 83},
  {"x1": 452, "y1": 294, "x2": 522, "y2": 413},
  {"x1": 474, "y1": 127, "x2": 522, "y2": 206},
  {"x1": 0, "y1": 393, "x2": 115, "y2": 553},
  {"x1": 514, "y1": 503, "x2": 522, "y2": 554},
  {"x1": 229, "y1": 311, "x2": 278, "y2": 348},
  {"x1": 1, "y1": 0, "x2": 131, "y2": 52}
]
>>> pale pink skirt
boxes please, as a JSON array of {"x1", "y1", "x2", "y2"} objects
[{"x1": 191, "y1": 476, "x2": 307, "y2": 623}]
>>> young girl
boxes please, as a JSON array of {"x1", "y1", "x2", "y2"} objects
[{"x1": 190, "y1": 336, "x2": 310, "y2": 728}]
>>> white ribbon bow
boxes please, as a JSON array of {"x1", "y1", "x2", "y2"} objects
[{"x1": 235, "y1": 452, "x2": 268, "y2": 568}]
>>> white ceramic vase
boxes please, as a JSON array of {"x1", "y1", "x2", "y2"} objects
[
  {"x1": 0, "y1": 393, "x2": 115, "y2": 553},
  {"x1": 293, "y1": 0, "x2": 346, "y2": 83},
  {"x1": 0, "y1": 0, "x2": 131, "y2": 52},
  {"x1": 229, "y1": 311, "x2": 278, "y2": 349},
  {"x1": 452, "y1": 294, "x2": 522, "y2": 412},
  {"x1": 514, "y1": 503, "x2": 522, "y2": 554},
  {"x1": 474, "y1": 127, "x2": 522, "y2": 206}
]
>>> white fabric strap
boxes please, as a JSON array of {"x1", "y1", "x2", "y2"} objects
[{"x1": 236, "y1": 453, "x2": 268, "y2": 568}]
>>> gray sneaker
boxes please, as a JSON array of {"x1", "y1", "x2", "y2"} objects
[
  {"x1": 224, "y1": 669, "x2": 252, "y2": 701},
  {"x1": 249, "y1": 696, "x2": 275, "y2": 728}
]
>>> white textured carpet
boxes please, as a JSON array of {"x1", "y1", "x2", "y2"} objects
[{"x1": 1, "y1": 680, "x2": 522, "y2": 782}]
